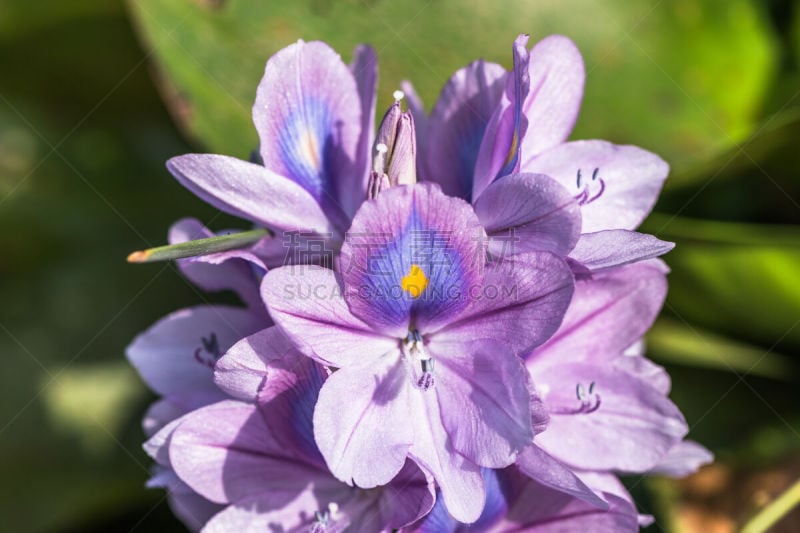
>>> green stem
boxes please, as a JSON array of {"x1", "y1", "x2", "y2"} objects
[
  {"x1": 741, "y1": 478, "x2": 800, "y2": 533},
  {"x1": 127, "y1": 228, "x2": 270, "y2": 263}
]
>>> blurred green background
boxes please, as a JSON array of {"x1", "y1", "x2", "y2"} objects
[{"x1": 1, "y1": 0, "x2": 799, "y2": 531}]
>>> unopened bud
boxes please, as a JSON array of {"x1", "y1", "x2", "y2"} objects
[
  {"x1": 367, "y1": 171, "x2": 391, "y2": 200},
  {"x1": 372, "y1": 103, "x2": 402, "y2": 176},
  {"x1": 369, "y1": 100, "x2": 417, "y2": 198},
  {"x1": 387, "y1": 113, "x2": 416, "y2": 187}
]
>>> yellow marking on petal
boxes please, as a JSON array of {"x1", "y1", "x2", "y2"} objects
[
  {"x1": 502, "y1": 132, "x2": 519, "y2": 168},
  {"x1": 298, "y1": 128, "x2": 320, "y2": 170},
  {"x1": 401, "y1": 264, "x2": 429, "y2": 298}
]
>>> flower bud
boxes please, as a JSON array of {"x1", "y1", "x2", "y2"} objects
[{"x1": 369, "y1": 99, "x2": 417, "y2": 199}]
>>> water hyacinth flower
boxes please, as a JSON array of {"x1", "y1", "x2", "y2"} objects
[
  {"x1": 127, "y1": 217, "x2": 269, "y2": 433},
  {"x1": 165, "y1": 40, "x2": 379, "y2": 264},
  {"x1": 254, "y1": 182, "x2": 575, "y2": 522},
  {"x1": 525, "y1": 260, "x2": 711, "y2": 476},
  {"x1": 148, "y1": 346, "x2": 435, "y2": 532},
  {"x1": 410, "y1": 34, "x2": 674, "y2": 271},
  {"x1": 124, "y1": 29, "x2": 711, "y2": 532},
  {"x1": 127, "y1": 218, "x2": 270, "y2": 529}
]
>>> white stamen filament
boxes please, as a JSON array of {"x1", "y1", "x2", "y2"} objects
[{"x1": 405, "y1": 330, "x2": 434, "y2": 390}]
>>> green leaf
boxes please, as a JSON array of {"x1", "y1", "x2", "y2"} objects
[
  {"x1": 127, "y1": 228, "x2": 270, "y2": 263},
  {"x1": 666, "y1": 108, "x2": 800, "y2": 190},
  {"x1": 647, "y1": 318, "x2": 796, "y2": 380},
  {"x1": 644, "y1": 215, "x2": 800, "y2": 351},
  {"x1": 127, "y1": 0, "x2": 778, "y2": 173}
]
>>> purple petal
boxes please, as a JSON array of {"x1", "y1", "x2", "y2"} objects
[
  {"x1": 503, "y1": 475, "x2": 639, "y2": 532},
  {"x1": 408, "y1": 389, "x2": 485, "y2": 524},
  {"x1": 313, "y1": 355, "x2": 414, "y2": 488},
  {"x1": 167, "y1": 154, "x2": 336, "y2": 234},
  {"x1": 428, "y1": 338, "x2": 534, "y2": 468},
  {"x1": 253, "y1": 40, "x2": 361, "y2": 221},
  {"x1": 528, "y1": 261, "x2": 667, "y2": 366},
  {"x1": 339, "y1": 183, "x2": 485, "y2": 334},
  {"x1": 515, "y1": 445, "x2": 607, "y2": 509},
  {"x1": 534, "y1": 362, "x2": 688, "y2": 472},
  {"x1": 649, "y1": 440, "x2": 714, "y2": 477},
  {"x1": 575, "y1": 471, "x2": 631, "y2": 502},
  {"x1": 473, "y1": 173, "x2": 581, "y2": 257},
  {"x1": 262, "y1": 266, "x2": 397, "y2": 366},
  {"x1": 127, "y1": 305, "x2": 264, "y2": 398},
  {"x1": 257, "y1": 349, "x2": 328, "y2": 469},
  {"x1": 201, "y1": 492, "x2": 335, "y2": 533},
  {"x1": 424, "y1": 59, "x2": 506, "y2": 199},
  {"x1": 170, "y1": 400, "x2": 339, "y2": 505},
  {"x1": 251, "y1": 229, "x2": 340, "y2": 270},
  {"x1": 216, "y1": 325, "x2": 331, "y2": 466},
  {"x1": 472, "y1": 35, "x2": 531, "y2": 200},
  {"x1": 143, "y1": 398, "x2": 189, "y2": 438},
  {"x1": 380, "y1": 460, "x2": 437, "y2": 529},
  {"x1": 168, "y1": 218, "x2": 266, "y2": 310},
  {"x1": 348, "y1": 44, "x2": 378, "y2": 218},
  {"x1": 148, "y1": 467, "x2": 224, "y2": 532},
  {"x1": 341, "y1": 461, "x2": 435, "y2": 532},
  {"x1": 570, "y1": 230, "x2": 674, "y2": 272},
  {"x1": 434, "y1": 251, "x2": 574, "y2": 354},
  {"x1": 614, "y1": 354, "x2": 671, "y2": 395},
  {"x1": 519, "y1": 35, "x2": 585, "y2": 159},
  {"x1": 214, "y1": 326, "x2": 296, "y2": 401},
  {"x1": 524, "y1": 140, "x2": 669, "y2": 232},
  {"x1": 412, "y1": 468, "x2": 507, "y2": 533},
  {"x1": 144, "y1": 415, "x2": 183, "y2": 467}
]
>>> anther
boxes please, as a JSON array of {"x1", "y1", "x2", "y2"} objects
[
  {"x1": 311, "y1": 510, "x2": 330, "y2": 533},
  {"x1": 574, "y1": 167, "x2": 606, "y2": 206},
  {"x1": 194, "y1": 332, "x2": 221, "y2": 369},
  {"x1": 393, "y1": 89, "x2": 405, "y2": 102},
  {"x1": 552, "y1": 381, "x2": 601, "y2": 415}
]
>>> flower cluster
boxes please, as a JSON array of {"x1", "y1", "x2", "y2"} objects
[{"x1": 128, "y1": 35, "x2": 712, "y2": 532}]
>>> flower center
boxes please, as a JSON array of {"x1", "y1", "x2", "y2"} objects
[{"x1": 403, "y1": 329, "x2": 435, "y2": 391}]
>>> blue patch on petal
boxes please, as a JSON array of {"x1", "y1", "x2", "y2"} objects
[
  {"x1": 469, "y1": 468, "x2": 509, "y2": 530},
  {"x1": 417, "y1": 491, "x2": 458, "y2": 533},
  {"x1": 417, "y1": 469, "x2": 508, "y2": 532},
  {"x1": 278, "y1": 98, "x2": 334, "y2": 201},
  {"x1": 288, "y1": 360, "x2": 326, "y2": 464},
  {"x1": 457, "y1": 124, "x2": 486, "y2": 202},
  {"x1": 349, "y1": 194, "x2": 474, "y2": 330}
]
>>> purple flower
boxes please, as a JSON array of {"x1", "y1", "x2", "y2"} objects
[
  {"x1": 148, "y1": 345, "x2": 435, "y2": 532},
  {"x1": 127, "y1": 218, "x2": 270, "y2": 529},
  {"x1": 411, "y1": 34, "x2": 673, "y2": 271},
  {"x1": 126, "y1": 32, "x2": 711, "y2": 531},
  {"x1": 244, "y1": 182, "x2": 574, "y2": 522},
  {"x1": 165, "y1": 41, "x2": 379, "y2": 264},
  {"x1": 522, "y1": 259, "x2": 712, "y2": 479},
  {"x1": 127, "y1": 217, "x2": 269, "y2": 428}
]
